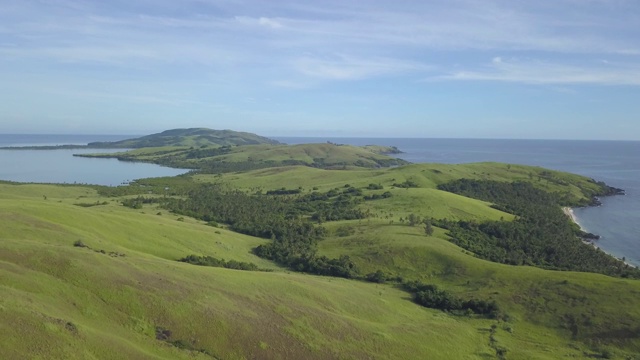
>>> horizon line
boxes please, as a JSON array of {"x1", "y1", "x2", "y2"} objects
[{"x1": 1, "y1": 132, "x2": 639, "y2": 142}]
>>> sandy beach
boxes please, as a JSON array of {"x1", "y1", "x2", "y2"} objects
[
  {"x1": 564, "y1": 206, "x2": 638, "y2": 268},
  {"x1": 562, "y1": 207, "x2": 582, "y2": 229},
  {"x1": 564, "y1": 207, "x2": 598, "y2": 247}
]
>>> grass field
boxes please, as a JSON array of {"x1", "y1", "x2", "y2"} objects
[
  {"x1": 2, "y1": 160, "x2": 640, "y2": 359},
  {"x1": 0, "y1": 184, "x2": 500, "y2": 359},
  {"x1": 80, "y1": 142, "x2": 409, "y2": 171}
]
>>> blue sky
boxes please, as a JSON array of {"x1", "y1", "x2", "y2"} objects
[{"x1": 1, "y1": 0, "x2": 640, "y2": 139}]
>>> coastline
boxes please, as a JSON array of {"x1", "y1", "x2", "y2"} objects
[
  {"x1": 562, "y1": 207, "x2": 583, "y2": 231},
  {"x1": 563, "y1": 206, "x2": 637, "y2": 269}
]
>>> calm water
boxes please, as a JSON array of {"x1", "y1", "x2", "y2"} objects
[
  {"x1": 277, "y1": 137, "x2": 640, "y2": 267},
  {"x1": 0, "y1": 134, "x2": 188, "y2": 186}
]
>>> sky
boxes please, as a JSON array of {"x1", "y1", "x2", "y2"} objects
[{"x1": 1, "y1": 0, "x2": 640, "y2": 139}]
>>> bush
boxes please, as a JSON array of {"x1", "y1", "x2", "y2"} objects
[
  {"x1": 73, "y1": 240, "x2": 88, "y2": 248},
  {"x1": 393, "y1": 180, "x2": 419, "y2": 188},
  {"x1": 266, "y1": 188, "x2": 301, "y2": 195},
  {"x1": 179, "y1": 255, "x2": 258, "y2": 271},
  {"x1": 334, "y1": 225, "x2": 355, "y2": 237},
  {"x1": 366, "y1": 270, "x2": 387, "y2": 283},
  {"x1": 402, "y1": 281, "x2": 500, "y2": 317}
]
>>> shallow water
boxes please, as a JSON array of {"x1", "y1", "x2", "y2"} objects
[{"x1": 0, "y1": 135, "x2": 188, "y2": 186}]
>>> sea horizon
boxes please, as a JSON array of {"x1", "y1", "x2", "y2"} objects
[{"x1": 2, "y1": 132, "x2": 640, "y2": 142}]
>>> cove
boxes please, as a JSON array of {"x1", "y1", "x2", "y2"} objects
[{"x1": 0, "y1": 148, "x2": 188, "y2": 186}]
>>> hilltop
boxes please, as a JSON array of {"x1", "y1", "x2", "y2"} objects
[
  {"x1": 4, "y1": 128, "x2": 409, "y2": 171},
  {"x1": 0, "y1": 128, "x2": 281, "y2": 150},
  {"x1": 87, "y1": 128, "x2": 281, "y2": 148}
]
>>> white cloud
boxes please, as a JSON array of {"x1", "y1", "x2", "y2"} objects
[
  {"x1": 1, "y1": 0, "x2": 640, "y2": 85},
  {"x1": 293, "y1": 55, "x2": 428, "y2": 80},
  {"x1": 258, "y1": 17, "x2": 283, "y2": 29},
  {"x1": 218, "y1": 0, "x2": 640, "y2": 54},
  {"x1": 439, "y1": 58, "x2": 640, "y2": 85},
  {"x1": 234, "y1": 16, "x2": 284, "y2": 30}
]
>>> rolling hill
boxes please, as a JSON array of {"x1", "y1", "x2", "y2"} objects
[
  {"x1": 1, "y1": 130, "x2": 639, "y2": 359},
  {"x1": 76, "y1": 142, "x2": 409, "y2": 172},
  {"x1": 87, "y1": 128, "x2": 281, "y2": 148}
]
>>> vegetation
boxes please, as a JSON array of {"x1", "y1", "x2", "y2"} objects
[
  {"x1": 360, "y1": 145, "x2": 403, "y2": 155},
  {"x1": 402, "y1": 281, "x2": 501, "y2": 317},
  {"x1": 76, "y1": 142, "x2": 409, "y2": 173},
  {"x1": 1, "y1": 128, "x2": 280, "y2": 150},
  {"x1": 150, "y1": 183, "x2": 365, "y2": 277},
  {"x1": 2, "y1": 132, "x2": 640, "y2": 359},
  {"x1": 89, "y1": 128, "x2": 281, "y2": 148},
  {"x1": 179, "y1": 254, "x2": 260, "y2": 271},
  {"x1": 436, "y1": 179, "x2": 639, "y2": 277}
]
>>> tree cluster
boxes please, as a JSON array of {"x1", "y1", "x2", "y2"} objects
[
  {"x1": 363, "y1": 191, "x2": 392, "y2": 201},
  {"x1": 402, "y1": 281, "x2": 500, "y2": 317},
  {"x1": 179, "y1": 254, "x2": 259, "y2": 271},
  {"x1": 436, "y1": 179, "x2": 639, "y2": 278},
  {"x1": 392, "y1": 179, "x2": 419, "y2": 188},
  {"x1": 157, "y1": 184, "x2": 364, "y2": 278}
]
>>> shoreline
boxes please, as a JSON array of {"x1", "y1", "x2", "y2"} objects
[
  {"x1": 563, "y1": 206, "x2": 637, "y2": 269},
  {"x1": 562, "y1": 207, "x2": 584, "y2": 231}
]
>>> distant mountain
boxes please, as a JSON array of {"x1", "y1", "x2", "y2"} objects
[{"x1": 87, "y1": 128, "x2": 280, "y2": 148}]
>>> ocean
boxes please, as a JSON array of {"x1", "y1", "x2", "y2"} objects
[{"x1": 0, "y1": 134, "x2": 637, "y2": 266}]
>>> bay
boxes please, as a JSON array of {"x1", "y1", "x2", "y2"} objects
[{"x1": 0, "y1": 134, "x2": 188, "y2": 186}]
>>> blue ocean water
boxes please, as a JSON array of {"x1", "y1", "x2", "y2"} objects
[
  {"x1": 0, "y1": 134, "x2": 132, "y2": 147},
  {"x1": 0, "y1": 134, "x2": 188, "y2": 186},
  {"x1": 276, "y1": 137, "x2": 640, "y2": 267}
]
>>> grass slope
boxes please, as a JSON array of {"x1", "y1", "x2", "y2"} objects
[
  {"x1": 207, "y1": 162, "x2": 603, "y2": 203},
  {"x1": 197, "y1": 163, "x2": 640, "y2": 356},
  {"x1": 217, "y1": 143, "x2": 406, "y2": 168},
  {"x1": 0, "y1": 184, "x2": 498, "y2": 359},
  {"x1": 317, "y1": 219, "x2": 640, "y2": 355},
  {"x1": 80, "y1": 143, "x2": 409, "y2": 171},
  {"x1": 88, "y1": 128, "x2": 281, "y2": 148},
  {"x1": 2, "y1": 161, "x2": 639, "y2": 359}
]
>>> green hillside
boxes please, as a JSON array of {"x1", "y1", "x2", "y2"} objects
[
  {"x1": 2, "y1": 134, "x2": 639, "y2": 359},
  {"x1": 2, "y1": 181, "x2": 639, "y2": 359},
  {"x1": 77, "y1": 142, "x2": 409, "y2": 172},
  {"x1": 0, "y1": 184, "x2": 499, "y2": 359},
  {"x1": 88, "y1": 128, "x2": 281, "y2": 148}
]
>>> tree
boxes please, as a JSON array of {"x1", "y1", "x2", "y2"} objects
[
  {"x1": 366, "y1": 270, "x2": 387, "y2": 283},
  {"x1": 407, "y1": 213, "x2": 420, "y2": 226},
  {"x1": 424, "y1": 220, "x2": 434, "y2": 236}
]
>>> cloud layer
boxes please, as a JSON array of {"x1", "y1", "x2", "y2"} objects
[
  {"x1": 1, "y1": 0, "x2": 640, "y2": 137},
  {"x1": 3, "y1": 0, "x2": 639, "y2": 84}
]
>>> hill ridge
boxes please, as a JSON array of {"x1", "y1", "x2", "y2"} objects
[{"x1": 87, "y1": 127, "x2": 281, "y2": 148}]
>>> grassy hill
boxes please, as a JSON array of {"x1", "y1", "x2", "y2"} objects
[
  {"x1": 78, "y1": 142, "x2": 409, "y2": 172},
  {"x1": 2, "y1": 181, "x2": 639, "y2": 359},
  {"x1": 0, "y1": 128, "x2": 281, "y2": 150},
  {"x1": 87, "y1": 128, "x2": 281, "y2": 148},
  {"x1": 206, "y1": 162, "x2": 607, "y2": 208},
  {"x1": 2, "y1": 143, "x2": 639, "y2": 359},
  {"x1": 0, "y1": 184, "x2": 499, "y2": 359}
]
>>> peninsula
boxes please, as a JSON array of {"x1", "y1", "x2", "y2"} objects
[{"x1": 0, "y1": 128, "x2": 637, "y2": 359}]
